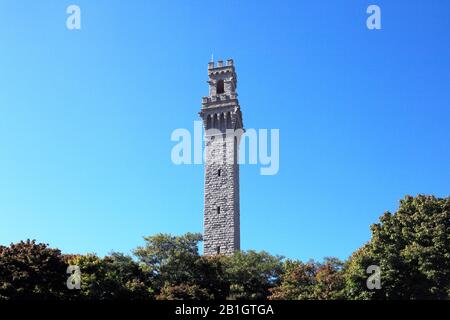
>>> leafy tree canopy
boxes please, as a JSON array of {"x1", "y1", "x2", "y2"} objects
[{"x1": 345, "y1": 195, "x2": 450, "y2": 299}]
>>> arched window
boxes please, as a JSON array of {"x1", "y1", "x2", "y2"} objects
[{"x1": 216, "y1": 79, "x2": 224, "y2": 94}]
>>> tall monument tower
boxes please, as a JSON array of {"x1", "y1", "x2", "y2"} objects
[{"x1": 199, "y1": 58, "x2": 244, "y2": 256}]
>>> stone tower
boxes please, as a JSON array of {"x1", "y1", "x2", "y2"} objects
[{"x1": 199, "y1": 58, "x2": 244, "y2": 256}]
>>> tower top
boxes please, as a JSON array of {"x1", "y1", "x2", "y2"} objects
[
  {"x1": 202, "y1": 58, "x2": 238, "y2": 108},
  {"x1": 208, "y1": 58, "x2": 234, "y2": 71},
  {"x1": 200, "y1": 58, "x2": 243, "y2": 132}
]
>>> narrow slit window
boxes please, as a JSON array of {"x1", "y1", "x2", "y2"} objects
[
  {"x1": 216, "y1": 246, "x2": 220, "y2": 254},
  {"x1": 218, "y1": 169, "x2": 221, "y2": 177},
  {"x1": 217, "y1": 206, "x2": 220, "y2": 214},
  {"x1": 216, "y1": 79, "x2": 224, "y2": 94}
]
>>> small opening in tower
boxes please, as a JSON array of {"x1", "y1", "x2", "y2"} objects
[
  {"x1": 218, "y1": 169, "x2": 221, "y2": 177},
  {"x1": 217, "y1": 206, "x2": 220, "y2": 214},
  {"x1": 216, "y1": 79, "x2": 224, "y2": 94},
  {"x1": 216, "y1": 246, "x2": 220, "y2": 254}
]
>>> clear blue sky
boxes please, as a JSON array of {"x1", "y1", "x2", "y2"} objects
[{"x1": 0, "y1": 0, "x2": 449, "y2": 261}]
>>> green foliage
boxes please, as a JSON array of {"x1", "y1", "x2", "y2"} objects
[
  {"x1": 225, "y1": 250, "x2": 283, "y2": 300},
  {"x1": 343, "y1": 244, "x2": 374, "y2": 300},
  {"x1": 268, "y1": 259, "x2": 315, "y2": 299},
  {"x1": 314, "y1": 257, "x2": 346, "y2": 299},
  {"x1": 0, "y1": 195, "x2": 448, "y2": 300},
  {"x1": 345, "y1": 195, "x2": 450, "y2": 300},
  {"x1": 133, "y1": 233, "x2": 229, "y2": 299},
  {"x1": 157, "y1": 283, "x2": 213, "y2": 300},
  {"x1": 133, "y1": 232, "x2": 203, "y2": 291},
  {"x1": 269, "y1": 258, "x2": 345, "y2": 300},
  {"x1": 0, "y1": 240, "x2": 67, "y2": 300},
  {"x1": 67, "y1": 252, "x2": 153, "y2": 300},
  {"x1": 195, "y1": 255, "x2": 230, "y2": 299},
  {"x1": 133, "y1": 234, "x2": 283, "y2": 300}
]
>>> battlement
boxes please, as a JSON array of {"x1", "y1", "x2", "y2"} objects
[
  {"x1": 202, "y1": 92, "x2": 238, "y2": 107},
  {"x1": 208, "y1": 58, "x2": 234, "y2": 70}
]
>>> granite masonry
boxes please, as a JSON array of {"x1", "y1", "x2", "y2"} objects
[{"x1": 199, "y1": 59, "x2": 244, "y2": 256}]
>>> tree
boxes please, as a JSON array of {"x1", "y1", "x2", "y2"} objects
[
  {"x1": 157, "y1": 283, "x2": 212, "y2": 300},
  {"x1": 133, "y1": 233, "x2": 204, "y2": 297},
  {"x1": 268, "y1": 259, "x2": 316, "y2": 300},
  {"x1": 67, "y1": 252, "x2": 153, "y2": 300},
  {"x1": 225, "y1": 250, "x2": 283, "y2": 300},
  {"x1": 345, "y1": 195, "x2": 450, "y2": 299},
  {"x1": 195, "y1": 255, "x2": 230, "y2": 299},
  {"x1": 269, "y1": 258, "x2": 345, "y2": 300},
  {"x1": 133, "y1": 234, "x2": 283, "y2": 300},
  {"x1": 343, "y1": 244, "x2": 374, "y2": 300},
  {"x1": 0, "y1": 240, "x2": 67, "y2": 300},
  {"x1": 313, "y1": 257, "x2": 346, "y2": 299}
]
